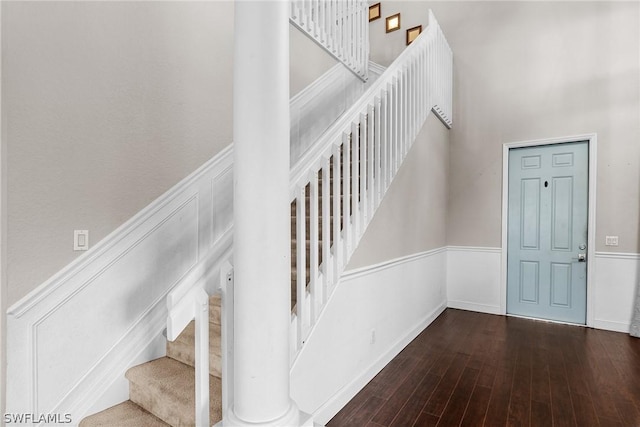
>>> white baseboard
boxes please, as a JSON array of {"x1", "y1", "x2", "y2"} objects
[
  {"x1": 592, "y1": 319, "x2": 630, "y2": 334},
  {"x1": 447, "y1": 300, "x2": 501, "y2": 315}
]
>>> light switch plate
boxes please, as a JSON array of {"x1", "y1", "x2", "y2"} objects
[{"x1": 74, "y1": 230, "x2": 89, "y2": 251}]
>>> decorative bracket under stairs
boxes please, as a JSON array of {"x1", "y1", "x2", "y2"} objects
[{"x1": 290, "y1": 0, "x2": 369, "y2": 81}]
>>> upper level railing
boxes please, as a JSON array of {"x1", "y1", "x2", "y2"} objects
[
  {"x1": 289, "y1": 9, "x2": 452, "y2": 359},
  {"x1": 290, "y1": 0, "x2": 369, "y2": 81}
]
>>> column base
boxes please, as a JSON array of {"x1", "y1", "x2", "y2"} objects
[{"x1": 223, "y1": 400, "x2": 314, "y2": 427}]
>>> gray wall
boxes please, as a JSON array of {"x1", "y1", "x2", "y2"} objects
[
  {"x1": 2, "y1": 1, "x2": 335, "y2": 306},
  {"x1": 371, "y1": 1, "x2": 640, "y2": 253},
  {"x1": 348, "y1": 113, "x2": 449, "y2": 269}
]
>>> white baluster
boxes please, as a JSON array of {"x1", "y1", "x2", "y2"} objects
[
  {"x1": 296, "y1": 184, "x2": 306, "y2": 349},
  {"x1": 321, "y1": 157, "x2": 331, "y2": 304},
  {"x1": 194, "y1": 289, "x2": 210, "y2": 427},
  {"x1": 374, "y1": 97, "x2": 382, "y2": 210},
  {"x1": 351, "y1": 121, "x2": 360, "y2": 242},
  {"x1": 359, "y1": 112, "x2": 367, "y2": 226},
  {"x1": 342, "y1": 132, "x2": 351, "y2": 258},
  {"x1": 332, "y1": 143, "x2": 342, "y2": 283},
  {"x1": 309, "y1": 171, "x2": 319, "y2": 322},
  {"x1": 367, "y1": 104, "x2": 375, "y2": 220}
]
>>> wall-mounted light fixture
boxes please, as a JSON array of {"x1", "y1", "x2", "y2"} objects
[
  {"x1": 369, "y1": 3, "x2": 381, "y2": 22},
  {"x1": 406, "y1": 25, "x2": 422, "y2": 45},
  {"x1": 385, "y1": 13, "x2": 401, "y2": 33}
]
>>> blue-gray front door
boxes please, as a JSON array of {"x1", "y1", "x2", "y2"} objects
[{"x1": 507, "y1": 141, "x2": 589, "y2": 324}]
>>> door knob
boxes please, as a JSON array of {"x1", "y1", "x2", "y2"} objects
[{"x1": 578, "y1": 253, "x2": 586, "y2": 262}]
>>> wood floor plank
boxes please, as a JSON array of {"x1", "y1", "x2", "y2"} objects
[
  {"x1": 411, "y1": 412, "x2": 439, "y2": 427},
  {"x1": 460, "y1": 385, "x2": 491, "y2": 427},
  {"x1": 328, "y1": 389, "x2": 373, "y2": 427},
  {"x1": 570, "y1": 392, "x2": 599, "y2": 427},
  {"x1": 371, "y1": 358, "x2": 432, "y2": 426},
  {"x1": 506, "y1": 358, "x2": 531, "y2": 426},
  {"x1": 530, "y1": 400, "x2": 552, "y2": 427},
  {"x1": 422, "y1": 352, "x2": 470, "y2": 417},
  {"x1": 349, "y1": 396, "x2": 385, "y2": 427},
  {"x1": 437, "y1": 366, "x2": 479, "y2": 426},
  {"x1": 388, "y1": 374, "x2": 441, "y2": 427}
]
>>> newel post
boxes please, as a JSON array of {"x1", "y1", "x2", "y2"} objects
[{"x1": 226, "y1": 1, "x2": 303, "y2": 426}]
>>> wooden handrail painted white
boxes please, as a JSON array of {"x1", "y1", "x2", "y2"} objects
[
  {"x1": 289, "y1": 10, "x2": 452, "y2": 359},
  {"x1": 290, "y1": 0, "x2": 369, "y2": 81}
]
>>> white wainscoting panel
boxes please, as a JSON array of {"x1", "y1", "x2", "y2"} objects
[
  {"x1": 593, "y1": 252, "x2": 640, "y2": 333},
  {"x1": 290, "y1": 248, "x2": 447, "y2": 425},
  {"x1": 6, "y1": 145, "x2": 233, "y2": 424},
  {"x1": 446, "y1": 246, "x2": 502, "y2": 315}
]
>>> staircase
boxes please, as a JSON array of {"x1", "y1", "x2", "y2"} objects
[
  {"x1": 79, "y1": 9, "x2": 452, "y2": 427},
  {"x1": 80, "y1": 296, "x2": 223, "y2": 426}
]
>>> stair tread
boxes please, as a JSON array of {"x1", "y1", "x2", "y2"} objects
[
  {"x1": 166, "y1": 320, "x2": 222, "y2": 378},
  {"x1": 79, "y1": 401, "x2": 169, "y2": 427},
  {"x1": 126, "y1": 357, "x2": 222, "y2": 427}
]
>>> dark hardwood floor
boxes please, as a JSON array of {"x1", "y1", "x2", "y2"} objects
[{"x1": 327, "y1": 309, "x2": 640, "y2": 427}]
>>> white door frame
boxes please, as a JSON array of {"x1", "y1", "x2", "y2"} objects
[{"x1": 500, "y1": 134, "x2": 598, "y2": 326}]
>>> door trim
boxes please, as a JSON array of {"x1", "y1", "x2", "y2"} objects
[{"x1": 500, "y1": 134, "x2": 597, "y2": 326}]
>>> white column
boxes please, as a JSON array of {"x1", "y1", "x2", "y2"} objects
[{"x1": 226, "y1": 1, "x2": 300, "y2": 426}]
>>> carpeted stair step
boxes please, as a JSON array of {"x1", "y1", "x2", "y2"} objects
[
  {"x1": 166, "y1": 320, "x2": 222, "y2": 378},
  {"x1": 126, "y1": 357, "x2": 222, "y2": 427},
  {"x1": 79, "y1": 400, "x2": 169, "y2": 427}
]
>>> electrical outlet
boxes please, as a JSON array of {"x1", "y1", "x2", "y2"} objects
[
  {"x1": 370, "y1": 329, "x2": 376, "y2": 345},
  {"x1": 74, "y1": 230, "x2": 89, "y2": 251},
  {"x1": 605, "y1": 236, "x2": 619, "y2": 246}
]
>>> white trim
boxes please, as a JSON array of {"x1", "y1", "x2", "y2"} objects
[
  {"x1": 592, "y1": 319, "x2": 631, "y2": 334},
  {"x1": 594, "y1": 251, "x2": 640, "y2": 261},
  {"x1": 500, "y1": 134, "x2": 598, "y2": 326},
  {"x1": 341, "y1": 247, "x2": 447, "y2": 280},
  {"x1": 312, "y1": 302, "x2": 446, "y2": 424},
  {"x1": 447, "y1": 246, "x2": 501, "y2": 253},
  {"x1": 447, "y1": 301, "x2": 501, "y2": 315}
]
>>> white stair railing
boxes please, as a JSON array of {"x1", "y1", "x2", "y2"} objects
[
  {"x1": 289, "y1": 10, "x2": 452, "y2": 358},
  {"x1": 290, "y1": 0, "x2": 369, "y2": 81}
]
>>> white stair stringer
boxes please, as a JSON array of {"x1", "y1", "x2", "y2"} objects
[{"x1": 290, "y1": 0, "x2": 369, "y2": 81}]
